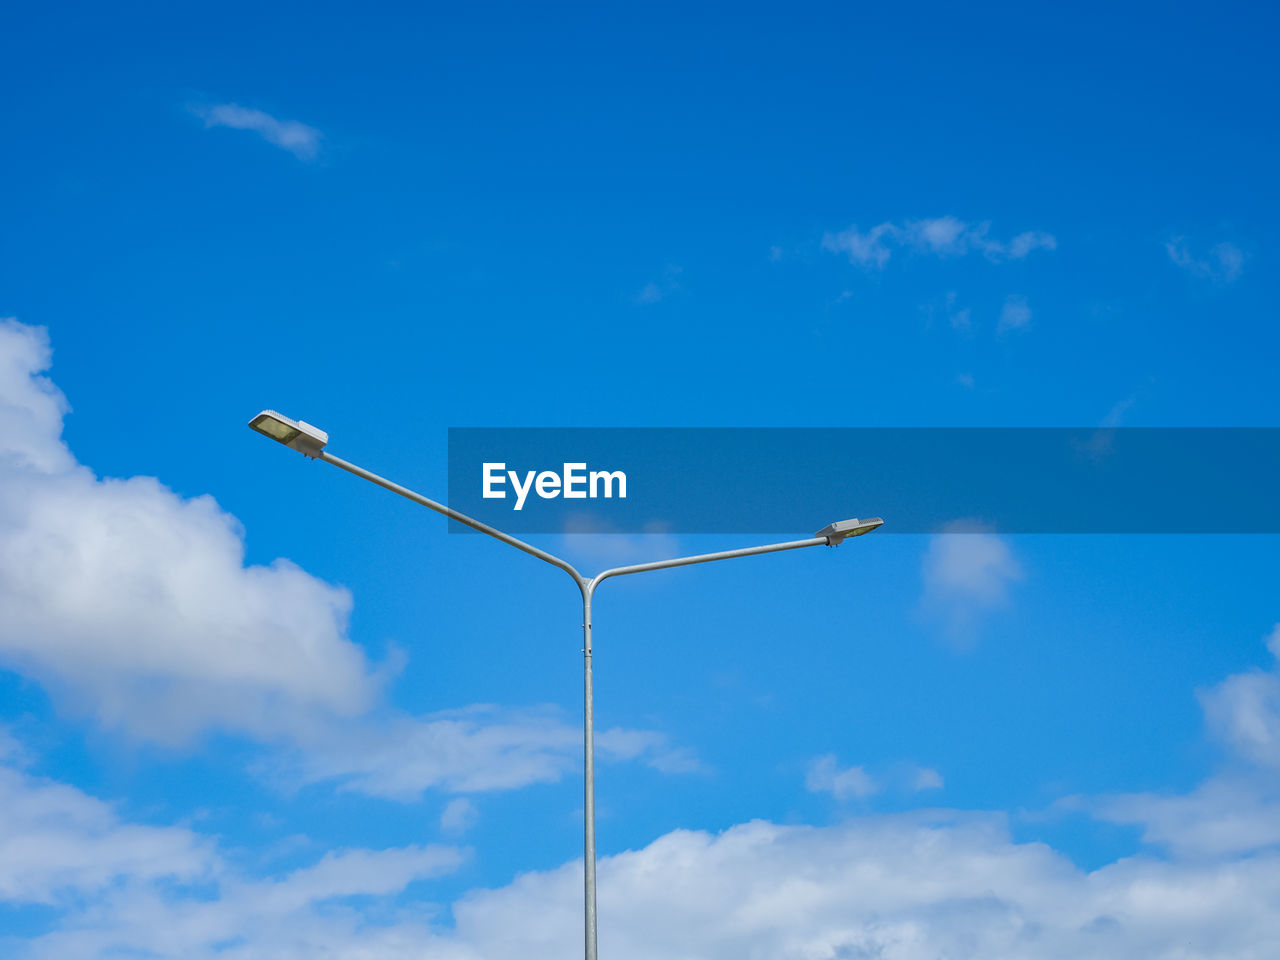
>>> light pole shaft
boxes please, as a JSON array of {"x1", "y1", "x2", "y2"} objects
[{"x1": 582, "y1": 588, "x2": 597, "y2": 960}]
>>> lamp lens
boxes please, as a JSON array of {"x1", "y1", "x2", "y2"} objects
[{"x1": 253, "y1": 417, "x2": 300, "y2": 443}]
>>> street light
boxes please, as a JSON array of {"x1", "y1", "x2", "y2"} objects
[
  {"x1": 249, "y1": 410, "x2": 881, "y2": 960},
  {"x1": 248, "y1": 410, "x2": 329, "y2": 458},
  {"x1": 816, "y1": 517, "x2": 884, "y2": 543}
]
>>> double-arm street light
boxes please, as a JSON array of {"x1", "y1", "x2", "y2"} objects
[{"x1": 249, "y1": 409, "x2": 882, "y2": 960}]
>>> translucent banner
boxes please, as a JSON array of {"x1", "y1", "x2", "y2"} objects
[{"x1": 446, "y1": 428, "x2": 1280, "y2": 534}]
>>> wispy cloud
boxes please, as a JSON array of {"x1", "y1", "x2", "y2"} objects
[
  {"x1": 806, "y1": 755, "x2": 878, "y2": 799},
  {"x1": 1074, "y1": 390, "x2": 1142, "y2": 461},
  {"x1": 998, "y1": 294, "x2": 1032, "y2": 334},
  {"x1": 1166, "y1": 237, "x2": 1244, "y2": 284},
  {"x1": 912, "y1": 765, "x2": 945, "y2": 790},
  {"x1": 920, "y1": 522, "x2": 1024, "y2": 645},
  {"x1": 282, "y1": 704, "x2": 696, "y2": 800},
  {"x1": 1082, "y1": 625, "x2": 1280, "y2": 860},
  {"x1": 634, "y1": 265, "x2": 683, "y2": 304},
  {"x1": 1100, "y1": 393, "x2": 1137, "y2": 429},
  {"x1": 1198, "y1": 623, "x2": 1280, "y2": 770},
  {"x1": 1091, "y1": 775, "x2": 1280, "y2": 860},
  {"x1": 806, "y1": 755, "x2": 944, "y2": 801},
  {"x1": 922, "y1": 290, "x2": 973, "y2": 331},
  {"x1": 193, "y1": 103, "x2": 322, "y2": 161},
  {"x1": 0, "y1": 739, "x2": 463, "y2": 958},
  {"x1": 823, "y1": 217, "x2": 1056, "y2": 269},
  {"x1": 823, "y1": 222, "x2": 899, "y2": 268},
  {"x1": 556, "y1": 520, "x2": 683, "y2": 570},
  {"x1": 0, "y1": 746, "x2": 216, "y2": 903},
  {"x1": 440, "y1": 797, "x2": 479, "y2": 835}
]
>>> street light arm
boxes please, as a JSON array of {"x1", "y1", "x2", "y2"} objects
[
  {"x1": 590, "y1": 536, "x2": 830, "y2": 592},
  {"x1": 318, "y1": 451, "x2": 587, "y2": 588}
]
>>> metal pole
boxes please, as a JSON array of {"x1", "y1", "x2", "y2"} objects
[
  {"x1": 267, "y1": 443, "x2": 870, "y2": 960},
  {"x1": 582, "y1": 584, "x2": 598, "y2": 960}
]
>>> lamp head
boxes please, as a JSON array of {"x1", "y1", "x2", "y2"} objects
[
  {"x1": 248, "y1": 410, "x2": 328, "y2": 458},
  {"x1": 816, "y1": 517, "x2": 883, "y2": 545}
]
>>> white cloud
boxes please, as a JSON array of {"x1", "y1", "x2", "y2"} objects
[
  {"x1": 556, "y1": 520, "x2": 682, "y2": 570},
  {"x1": 0, "y1": 320, "x2": 382, "y2": 745},
  {"x1": 29, "y1": 848, "x2": 460, "y2": 959},
  {"x1": 823, "y1": 217, "x2": 1057, "y2": 269},
  {"x1": 633, "y1": 265, "x2": 683, "y2": 304},
  {"x1": 472, "y1": 816, "x2": 1280, "y2": 960},
  {"x1": 441, "y1": 797, "x2": 478, "y2": 834},
  {"x1": 635, "y1": 282, "x2": 664, "y2": 303},
  {"x1": 913, "y1": 214, "x2": 969, "y2": 254},
  {"x1": 0, "y1": 321, "x2": 75, "y2": 475},
  {"x1": 1093, "y1": 777, "x2": 1280, "y2": 860},
  {"x1": 256, "y1": 844, "x2": 460, "y2": 907},
  {"x1": 806, "y1": 756, "x2": 944, "y2": 800},
  {"x1": 18, "y1": 799, "x2": 1280, "y2": 959},
  {"x1": 1166, "y1": 237, "x2": 1245, "y2": 283},
  {"x1": 806, "y1": 754, "x2": 878, "y2": 799},
  {"x1": 922, "y1": 525, "x2": 1022, "y2": 606},
  {"x1": 822, "y1": 222, "x2": 900, "y2": 268},
  {"x1": 1008, "y1": 230, "x2": 1058, "y2": 259},
  {"x1": 923, "y1": 290, "x2": 972, "y2": 332},
  {"x1": 998, "y1": 293, "x2": 1032, "y2": 333},
  {"x1": 288, "y1": 704, "x2": 694, "y2": 800},
  {"x1": 439, "y1": 815, "x2": 1280, "y2": 960},
  {"x1": 1198, "y1": 624, "x2": 1280, "y2": 770},
  {"x1": 0, "y1": 739, "x2": 464, "y2": 959},
  {"x1": 911, "y1": 765, "x2": 945, "y2": 791},
  {"x1": 1100, "y1": 394, "x2": 1137, "y2": 429},
  {"x1": 1073, "y1": 390, "x2": 1147, "y2": 462},
  {"x1": 0, "y1": 755, "x2": 214, "y2": 905},
  {"x1": 194, "y1": 103, "x2": 322, "y2": 161},
  {"x1": 920, "y1": 524, "x2": 1024, "y2": 643},
  {"x1": 1085, "y1": 626, "x2": 1280, "y2": 861}
]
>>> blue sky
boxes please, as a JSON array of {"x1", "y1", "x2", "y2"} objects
[{"x1": 1, "y1": 2, "x2": 1279, "y2": 956}]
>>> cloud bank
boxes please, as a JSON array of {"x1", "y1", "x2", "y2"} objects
[
  {"x1": 9, "y1": 626, "x2": 1280, "y2": 958},
  {"x1": 8, "y1": 732, "x2": 1280, "y2": 959}
]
